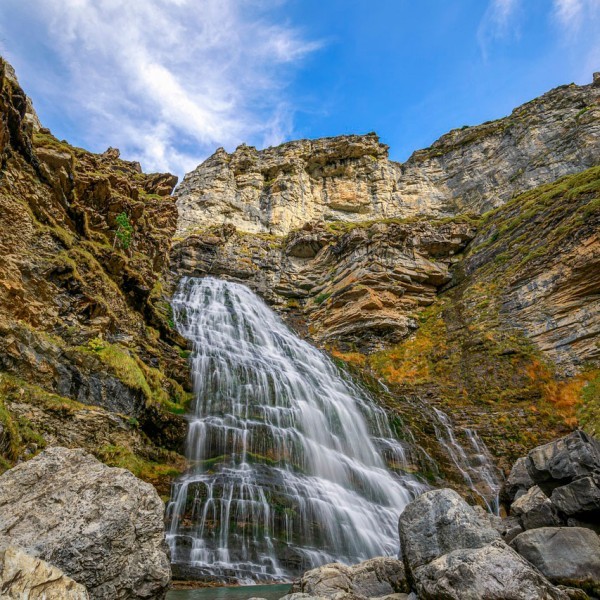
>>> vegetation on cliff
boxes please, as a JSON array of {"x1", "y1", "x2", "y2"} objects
[
  {"x1": 333, "y1": 166, "x2": 600, "y2": 472},
  {"x1": 0, "y1": 58, "x2": 187, "y2": 494}
]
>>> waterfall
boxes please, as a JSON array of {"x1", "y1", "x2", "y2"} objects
[
  {"x1": 432, "y1": 408, "x2": 501, "y2": 515},
  {"x1": 165, "y1": 277, "x2": 427, "y2": 582}
]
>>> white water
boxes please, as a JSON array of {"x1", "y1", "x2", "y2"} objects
[
  {"x1": 166, "y1": 277, "x2": 427, "y2": 581},
  {"x1": 432, "y1": 408, "x2": 501, "y2": 514}
]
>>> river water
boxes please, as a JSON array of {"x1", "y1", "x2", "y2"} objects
[{"x1": 166, "y1": 584, "x2": 291, "y2": 600}]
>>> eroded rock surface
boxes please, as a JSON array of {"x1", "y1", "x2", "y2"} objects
[
  {"x1": 398, "y1": 488, "x2": 567, "y2": 599},
  {"x1": 414, "y1": 540, "x2": 568, "y2": 600},
  {"x1": 0, "y1": 447, "x2": 171, "y2": 599},
  {"x1": 398, "y1": 488, "x2": 500, "y2": 573},
  {"x1": 289, "y1": 557, "x2": 409, "y2": 599},
  {"x1": 172, "y1": 219, "x2": 475, "y2": 349},
  {"x1": 0, "y1": 546, "x2": 89, "y2": 599}
]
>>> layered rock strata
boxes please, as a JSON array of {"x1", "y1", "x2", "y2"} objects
[
  {"x1": 176, "y1": 80, "x2": 599, "y2": 237},
  {"x1": 172, "y1": 218, "x2": 476, "y2": 349}
]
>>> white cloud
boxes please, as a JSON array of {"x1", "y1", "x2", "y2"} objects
[
  {"x1": 477, "y1": 0, "x2": 521, "y2": 59},
  {"x1": 553, "y1": 0, "x2": 584, "y2": 32},
  {"x1": 0, "y1": 0, "x2": 320, "y2": 177}
]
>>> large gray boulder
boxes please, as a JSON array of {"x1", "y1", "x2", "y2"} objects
[
  {"x1": 289, "y1": 557, "x2": 409, "y2": 599},
  {"x1": 550, "y1": 476, "x2": 600, "y2": 517},
  {"x1": 511, "y1": 527, "x2": 600, "y2": 596},
  {"x1": 0, "y1": 545, "x2": 90, "y2": 599},
  {"x1": 413, "y1": 540, "x2": 568, "y2": 600},
  {"x1": 526, "y1": 431, "x2": 600, "y2": 495},
  {"x1": 503, "y1": 457, "x2": 535, "y2": 504},
  {"x1": 398, "y1": 488, "x2": 569, "y2": 599},
  {"x1": 510, "y1": 485, "x2": 563, "y2": 530},
  {"x1": 398, "y1": 488, "x2": 500, "y2": 574},
  {"x1": 0, "y1": 447, "x2": 171, "y2": 599}
]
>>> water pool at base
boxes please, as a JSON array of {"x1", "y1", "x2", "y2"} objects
[{"x1": 166, "y1": 584, "x2": 291, "y2": 600}]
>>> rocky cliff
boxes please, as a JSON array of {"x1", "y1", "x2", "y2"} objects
[
  {"x1": 173, "y1": 75, "x2": 600, "y2": 474},
  {"x1": 1, "y1": 53, "x2": 599, "y2": 499},
  {"x1": 176, "y1": 79, "x2": 599, "y2": 237},
  {"x1": 0, "y1": 57, "x2": 188, "y2": 496}
]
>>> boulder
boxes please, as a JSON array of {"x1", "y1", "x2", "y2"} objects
[
  {"x1": 503, "y1": 457, "x2": 535, "y2": 504},
  {"x1": 398, "y1": 488, "x2": 500, "y2": 575},
  {"x1": 413, "y1": 540, "x2": 569, "y2": 600},
  {"x1": 290, "y1": 557, "x2": 408, "y2": 599},
  {"x1": 526, "y1": 432, "x2": 600, "y2": 495},
  {"x1": 511, "y1": 485, "x2": 563, "y2": 530},
  {"x1": 0, "y1": 545, "x2": 89, "y2": 599},
  {"x1": 511, "y1": 527, "x2": 600, "y2": 596},
  {"x1": 550, "y1": 476, "x2": 600, "y2": 517},
  {"x1": 0, "y1": 447, "x2": 170, "y2": 599}
]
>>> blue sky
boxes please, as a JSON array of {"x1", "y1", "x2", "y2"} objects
[{"x1": 0, "y1": 0, "x2": 598, "y2": 177}]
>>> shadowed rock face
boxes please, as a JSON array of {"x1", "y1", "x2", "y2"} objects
[
  {"x1": 511, "y1": 527, "x2": 600, "y2": 596},
  {"x1": 176, "y1": 81, "x2": 599, "y2": 237}
]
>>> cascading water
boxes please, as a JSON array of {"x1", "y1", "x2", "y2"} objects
[
  {"x1": 165, "y1": 277, "x2": 427, "y2": 582},
  {"x1": 432, "y1": 408, "x2": 501, "y2": 515}
]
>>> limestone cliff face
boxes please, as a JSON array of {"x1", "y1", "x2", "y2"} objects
[
  {"x1": 176, "y1": 80, "x2": 599, "y2": 237},
  {"x1": 0, "y1": 58, "x2": 186, "y2": 494},
  {"x1": 172, "y1": 75, "x2": 600, "y2": 470},
  {"x1": 172, "y1": 218, "x2": 477, "y2": 350}
]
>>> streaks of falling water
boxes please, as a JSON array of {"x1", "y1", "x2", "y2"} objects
[
  {"x1": 165, "y1": 277, "x2": 427, "y2": 582},
  {"x1": 432, "y1": 408, "x2": 502, "y2": 515}
]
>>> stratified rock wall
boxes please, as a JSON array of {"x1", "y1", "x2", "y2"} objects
[{"x1": 176, "y1": 81, "x2": 599, "y2": 237}]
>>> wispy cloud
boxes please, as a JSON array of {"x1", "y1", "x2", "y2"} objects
[
  {"x1": 552, "y1": 0, "x2": 600, "y2": 80},
  {"x1": 477, "y1": 0, "x2": 521, "y2": 59},
  {"x1": 478, "y1": 0, "x2": 600, "y2": 71},
  {"x1": 553, "y1": 0, "x2": 585, "y2": 32},
  {"x1": 0, "y1": 0, "x2": 321, "y2": 176}
]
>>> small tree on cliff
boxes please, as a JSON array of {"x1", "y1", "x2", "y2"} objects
[{"x1": 114, "y1": 212, "x2": 133, "y2": 250}]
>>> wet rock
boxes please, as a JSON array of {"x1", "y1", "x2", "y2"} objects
[
  {"x1": 550, "y1": 476, "x2": 600, "y2": 517},
  {"x1": 526, "y1": 431, "x2": 600, "y2": 495},
  {"x1": 398, "y1": 488, "x2": 500, "y2": 575},
  {"x1": 413, "y1": 540, "x2": 568, "y2": 600},
  {"x1": 289, "y1": 557, "x2": 408, "y2": 599},
  {"x1": 511, "y1": 485, "x2": 563, "y2": 530},
  {"x1": 0, "y1": 447, "x2": 171, "y2": 599},
  {"x1": 511, "y1": 527, "x2": 600, "y2": 596},
  {"x1": 0, "y1": 545, "x2": 89, "y2": 599}
]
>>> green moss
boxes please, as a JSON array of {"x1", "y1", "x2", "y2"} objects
[
  {"x1": 79, "y1": 338, "x2": 189, "y2": 414},
  {"x1": 314, "y1": 292, "x2": 332, "y2": 305},
  {"x1": 96, "y1": 443, "x2": 183, "y2": 500},
  {"x1": 577, "y1": 371, "x2": 600, "y2": 436}
]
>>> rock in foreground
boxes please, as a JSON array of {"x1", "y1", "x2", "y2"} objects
[
  {"x1": 398, "y1": 488, "x2": 568, "y2": 599},
  {"x1": 0, "y1": 447, "x2": 171, "y2": 599},
  {"x1": 0, "y1": 545, "x2": 89, "y2": 599},
  {"x1": 289, "y1": 557, "x2": 409, "y2": 599},
  {"x1": 511, "y1": 527, "x2": 600, "y2": 597},
  {"x1": 398, "y1": 488, "x2": 500, "y2": 573}
]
